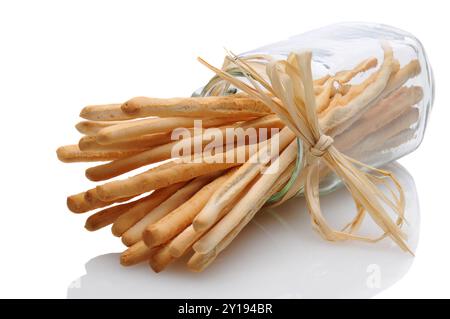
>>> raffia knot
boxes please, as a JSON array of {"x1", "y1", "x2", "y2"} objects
[{"x1": 310, "y1": 134, "x2": 334, "y2": 158}]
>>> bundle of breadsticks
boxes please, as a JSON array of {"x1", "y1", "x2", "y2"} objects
[{"x1": 57, "y1": 42, "x2": 422, "y2": 272}]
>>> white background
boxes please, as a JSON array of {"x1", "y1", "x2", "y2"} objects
[{"x1": 0, "y1": 0, "x2": 448, "y2": 298}]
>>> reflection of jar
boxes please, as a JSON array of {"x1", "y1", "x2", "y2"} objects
[{"x1": 195, "y1": 22, "x2": 434, "y2": 193}]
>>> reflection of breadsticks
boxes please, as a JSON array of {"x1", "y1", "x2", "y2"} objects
[
  {"x1": 56, "y1": 145, "x2": 141, "y2": 163},
  {"x1": 121, "y1": 95, "x2": 271, "y2": 118}
]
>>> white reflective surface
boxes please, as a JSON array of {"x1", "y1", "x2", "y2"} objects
[{"x1": 68, "y1": 162, "x2": 419, "y2": 298}]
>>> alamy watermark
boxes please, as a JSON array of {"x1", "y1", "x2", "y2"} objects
[{"x1": 170, "y1": 120, "x2": 281, "y2": 173}]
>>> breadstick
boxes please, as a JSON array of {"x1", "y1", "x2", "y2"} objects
[
  {"x1": 56, "y1": 145, "x2": 141, "y2": 163},
  {"x1": 121, "y1": 173, "x2": 221, "y2": 246},
  {"x1": 352, "y1": 106, "x2": 419, "y2": 154},
  {"x1": 85, "y1": 198, "x2": 144, "y2": 231},
  {"x1": 143, "y1": 168, "x2": 236, "y2": 248},
  {"x1": 78, "y1": 131, "x2": 173, "y2": 152},
  {"x1": 168, "y1": 184, "x2": 247, "y2": 258},
  {"x1": 316, "y1": 60, "x2": 380, "y2": 112},
  {"x1": 334, "y1": 86, "x2": 423, "y2": 149},
  {"x1": 84, "y1": 188, "x2": 111, "y2": 207},
  {"x1": 79, "y1": 103, "x2": 138, "y2": 121},
  {"x1": 121, "y1": 95, "x2": 271, "y2": 118},
  {"x1": 85, "y1": 115, "x2": 282, "y2": 181},
  {"x1": 120, "y1": 240, "x2": 156, "y2": 266},
  {"x1": 319, "y1": 44, "x2": 395, "y2": 137},
  {"x1": 96, "y1": 157, "x2": 242, "y2": 201},
  {"x1": 332, "y1": 70, "x2": 379, "y2": 108},
  {"x1": 168, "y1": 226, "x2": 201, "y2": 258},
  {"x1": 192, "y1": 127, "x2": 295, "y2": 232},
  {"x1": 319, "y1": 103, "x2": 420, "y2": 183},
  {"x1": 193, "y1": 139, "x2": 297, "y2": 254},
  {"x1": 315, "y1": 78, "x2": 334, "y2": 113},
  {"x1": 188, "y1": 163, "x2": 294, "y2": 272},
  {"x1": 383, "y1": 59, "x2": 421, "y2": 97},
  {"x1": 85, "y1": 143, "x2": 177, "y2": 182},
  {"x1": 96, "y1": 116, "x2": 246, "y2": 145},
  {"x1": 149, "y1": 244, "x2": 174, "y2": 273},
  {"x1": 335, "y1": 57, "x2": 378, "y2": 83},
  {"x1": 324, "y1": 60, "x2": 421, "y2": 139},
  {"x1": 375, "y1": 128, "x2": 416, "y2": 152},
  {"x1": 66, "y1": 189, "x2": 134, "y2": 214},
  {"x1": 111, "y1": 182, "x2": 186, "y2": 237},
  {"x1": 313, "y1": 56, "x2": 377, "y2": 89},
  {"x1": 75, "y1": 120, "x2": 122, "y2": 136}
]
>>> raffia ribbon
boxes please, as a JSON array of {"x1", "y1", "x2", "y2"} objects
[{"x1": 198, "y1": 48, "x2": 411, "y2": 254}]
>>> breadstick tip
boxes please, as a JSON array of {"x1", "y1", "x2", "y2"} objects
[
  {"x1": 366, "y1": 57, "x2": 378, "y2": 69},
  {"x1": 192, "y1": 217, "x2": 210, "y2": 233},
  {"x1": 121, "y1": 97, "x2": 144, "y2": 114},
  {"x1": 85, "y1": 168, "x2": 104, "y2": 182},
  {"x1": 142, "y1": 226, "x2": 162, "y2": 248},
  {"x1": 111, "y1": 223, "x2": 123, "y2": 237},
  {"x1": 84, "y1": 220, "x2": 96, "y2": 231},
  {"x1": 120, "y1": 250, "x2": 140, "y2": 266},
  {"x1": 95, "y1": 185, "x2": 114, "y2": 202},
  {"x1": 56, "y1": 146, "x2": 73, "y2": 163},
  {"x1": 148, "y1": 260, "x2": 164, "y2": 273},
  {"x1": 66, "y1": 193, "x2": 86, "y2": 213},
  {"x1": 409, "y1": 59, "x2": 421, "y2": 77},
  {"x1": 95, "y1": 130, "x2": 112, "y2": 145},
  {"x1": 148, "y1": 250, "x2": 174, "y2": 273},
  {"x1": 121, "y1": 234, "x2": 135, "y2": 247},
  {"x1": 167, "y1": 245, "x2": 183, "y2": 258},
  {"x1": 119, "y1": 254, "x2": 132, "y2": 267},
  {"x1": 192, "y1": 241, "x2": 210, "y2": 255}
]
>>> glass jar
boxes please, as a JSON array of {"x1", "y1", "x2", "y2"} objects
[{"x1": 195, "y1": 22, "x2": 434, "y2": 193}]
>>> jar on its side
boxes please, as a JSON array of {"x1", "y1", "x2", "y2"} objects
[{"x1": 196, "y1": 22, "x2": 434, "y2": 192}]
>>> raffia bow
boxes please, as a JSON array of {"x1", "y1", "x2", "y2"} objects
[{"x1": 198, "y1": 46, "x2": 411, "y2": 254}]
